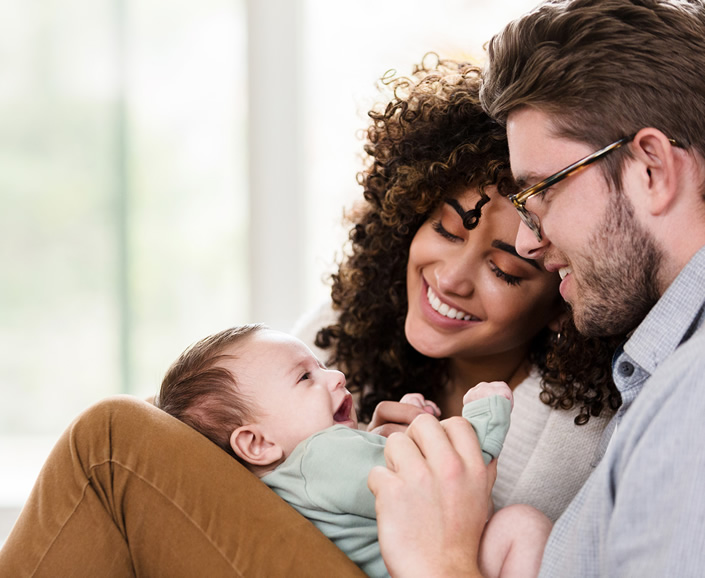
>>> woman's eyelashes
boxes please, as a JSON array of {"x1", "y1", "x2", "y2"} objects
[
  {"x1": 432, "y1": 220, "x2": 523, "y2": 287},
  {"x1": 490, "y1": 263, "x2": 522, "y2": 286},
  {"x1": 432, "y1": 219, "x2": 461, "y2": 241}
]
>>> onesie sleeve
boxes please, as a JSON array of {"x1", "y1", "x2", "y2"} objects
[
  {"x1": 297, "y1": 426, "x2": 386, "y2": 518},
  {"x1": 462, "y1": 395, "x2": 512, "y2": 465}
]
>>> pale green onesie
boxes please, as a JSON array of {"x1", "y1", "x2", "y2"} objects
[{"x1": 261, "y1": 395, "x2": 511, "y2": 577}]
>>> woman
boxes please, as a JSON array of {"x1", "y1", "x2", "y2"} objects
[
  {"x1": 0, "y1": 57, "x2": 619, "y2": 575},
  {"x1": 294, "y1": 54, "x2": 621, "y2": 521}
]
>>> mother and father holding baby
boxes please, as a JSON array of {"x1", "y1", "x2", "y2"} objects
[{"x1": 3, "y1": 1, "x2": 705, "y2": 576}]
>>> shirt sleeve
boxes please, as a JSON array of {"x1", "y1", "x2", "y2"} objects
[
  {"x1": 297, "y1": 427, "x2": 386, "y2": 519},
  {"x1": 462, "y1": 395, "x2": 512, "y2": 465}
]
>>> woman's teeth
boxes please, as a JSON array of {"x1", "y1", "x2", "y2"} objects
[
  {"x1": 559, "y1": 266, "x2": 573, "y2": 280},
  {"x1": 427, "y1": 286, "x2": 474, "y2": 321}
]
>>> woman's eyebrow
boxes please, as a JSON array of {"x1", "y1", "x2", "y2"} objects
[
  {"x1": 445, "y1": 198, "x2": 483, "y2": 230},
  {"x1": 446, "y1": 198, "x2": 468, "y2": 218},
  {"x1": 492, "y1": 239, "x2": 541, "y2": 270}
]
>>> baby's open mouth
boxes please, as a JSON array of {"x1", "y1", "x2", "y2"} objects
[{"x1": 334, "y1": 395, "x2": 353, "y2": 423}]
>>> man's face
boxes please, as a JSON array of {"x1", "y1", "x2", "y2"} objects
[{"x1": 506, "y1": 107, "x2": 661, "y2": 337}]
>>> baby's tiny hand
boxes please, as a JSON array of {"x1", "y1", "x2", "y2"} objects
[
  {"x1": 399, "y1": 393, "x2": 441, "y2": 418},
  {"x1": 463, "y1": 381, "x2": 513, "y2": 408}
]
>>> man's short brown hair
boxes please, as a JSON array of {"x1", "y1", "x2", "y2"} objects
[{"x1": 481, "y1": 0, "x2": 705, "y2": 191}]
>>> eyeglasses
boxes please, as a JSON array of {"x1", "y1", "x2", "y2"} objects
[{"x1": 508, "y1": 135, "x2": 635, "y2": 242}]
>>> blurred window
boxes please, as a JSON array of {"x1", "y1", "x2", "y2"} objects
[{"x1": 0, "y1": 0, "x2": 247, "y2": 503}]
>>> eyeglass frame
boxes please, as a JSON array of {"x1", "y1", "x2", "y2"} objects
[{"x1": 508, "y1": 134, "x2": 680, "y2": 242}]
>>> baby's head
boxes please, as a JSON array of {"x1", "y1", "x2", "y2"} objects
[{"x1": 157, "y1": 324, "x2": 357, "y2": 476}]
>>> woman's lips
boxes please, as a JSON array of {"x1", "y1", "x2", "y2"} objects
[{"x1": 425, "y1": 284, "x2": 479, "y2": 322}]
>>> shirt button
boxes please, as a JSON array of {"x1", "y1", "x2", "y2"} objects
[{"x1": 618, "y1": 361, "x2": 635, "y2": 377}]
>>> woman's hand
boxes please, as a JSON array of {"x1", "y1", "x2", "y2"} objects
[
  {"x1": 368, "y1": 414, "x2": 495, "y2": 578},
  {"x1": 367, "y1": 394, "x2": 441, "y2": 437}
]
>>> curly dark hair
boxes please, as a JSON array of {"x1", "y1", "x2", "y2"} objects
[{"x1": 315, "y1": 54, "x2": 621, "y2": 424}]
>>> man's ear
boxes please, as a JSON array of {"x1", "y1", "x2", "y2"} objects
[
  {"x1": 230, "y1": 425, "x2": 283, "y2": 467},
  {"x1": 629, "y1": 128, "x2": 679, "y2": 216}
]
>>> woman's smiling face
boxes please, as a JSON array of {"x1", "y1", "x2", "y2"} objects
[{"x1": 405, "y1": 187, "x2": 562, "y2": 362}]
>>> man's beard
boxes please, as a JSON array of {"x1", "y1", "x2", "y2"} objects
[{"x1": 570, "y1": 192, "x2": 662, "y2": 337}]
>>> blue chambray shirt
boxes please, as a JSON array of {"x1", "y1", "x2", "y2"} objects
[{"x1": 540, "y1": 245, "x2": 705, "y2": 577}]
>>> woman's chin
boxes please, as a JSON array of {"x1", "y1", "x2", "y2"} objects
[{"x1": 405, "y1": 325, "x2": 451, "y2": 360}]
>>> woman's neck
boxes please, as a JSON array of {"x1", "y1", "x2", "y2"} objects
[{"x1": 437, "y1": 353, "x2": 531, "y2": 418}]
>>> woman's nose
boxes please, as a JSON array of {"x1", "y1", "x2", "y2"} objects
[{"x1": 435, "y1": 255, "x2": 476, "y2": 297}]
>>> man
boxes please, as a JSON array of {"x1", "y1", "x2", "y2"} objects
[{"x1": 368, "y1": 1, "x2": 705, "y2": 576}]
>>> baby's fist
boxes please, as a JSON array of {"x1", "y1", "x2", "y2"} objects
[{"x1": 463, "y1": 381, "x2": 513, "y2": 408}]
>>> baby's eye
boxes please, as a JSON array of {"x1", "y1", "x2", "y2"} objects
[{"x1": 298, "y1": 372, "x2": 310, "y2": 382}]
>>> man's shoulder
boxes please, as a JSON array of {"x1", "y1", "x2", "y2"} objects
[{"x1": 661, "y1": 322, "x2": 705, "y2": 387}]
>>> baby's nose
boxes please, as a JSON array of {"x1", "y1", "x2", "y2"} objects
[{"x1": 327, "y1": 369, "x2": 346, "y2": 391}]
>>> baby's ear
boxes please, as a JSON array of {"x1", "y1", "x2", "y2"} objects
[{"x1": 230, "y1": 425, "x2": 283, "y2": 467}]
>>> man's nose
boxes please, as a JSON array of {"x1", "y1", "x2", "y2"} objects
[{"x1": 515, "y1": 219, "x2": 549, "y2": 260}]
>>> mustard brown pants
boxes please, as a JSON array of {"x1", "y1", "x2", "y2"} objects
[{"x1": 0, "y1": 395, "x2": 364, "y2": 577}]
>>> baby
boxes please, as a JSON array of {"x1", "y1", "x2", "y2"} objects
[{"x1": 157, "y1": 324, "x2": 551, "y2": 578}]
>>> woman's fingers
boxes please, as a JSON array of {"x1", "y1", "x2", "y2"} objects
[
  {"x1": 399, "y1": 393, "x2": 441, "y2": 417},
  {"x1": 367, "y1": 400, "x2": 428, "y2": 436},
  {"x1": 399, "y1": 393, "x2": 426, "y2": 409},
  {"x1": 369, "y1": 422, "x2": 410, "y2": 437}
]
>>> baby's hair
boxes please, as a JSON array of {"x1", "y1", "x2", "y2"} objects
[{"x1": 156, "y1": 323, "x2": 266, "y2": 459}]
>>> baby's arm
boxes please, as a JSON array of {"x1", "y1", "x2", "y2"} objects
[{"x1": 462, "y1": 382, "x2": 513, "y2": 466}]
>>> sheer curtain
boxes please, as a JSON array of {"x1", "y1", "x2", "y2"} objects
[{"x1": 0, "y1": 0, "x2": 247, "y2": 509}]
